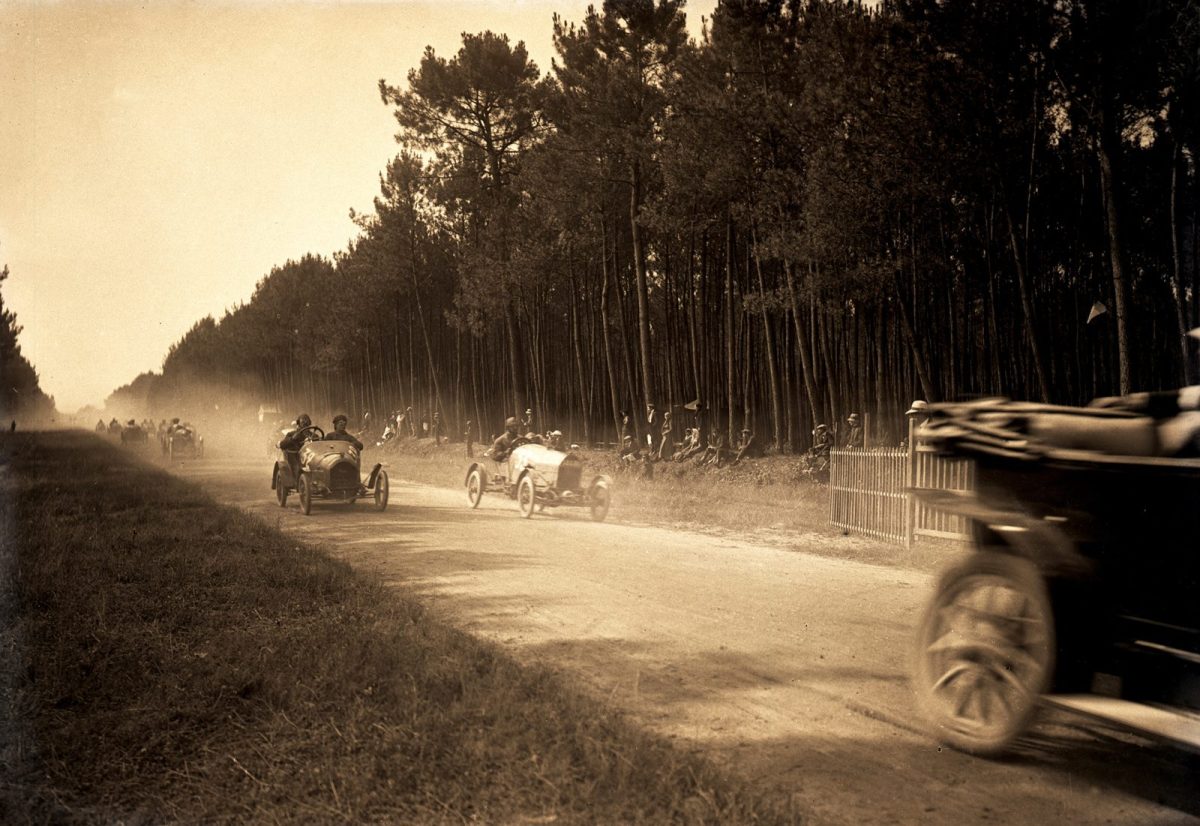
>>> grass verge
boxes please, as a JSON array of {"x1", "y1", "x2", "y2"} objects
[{"x1": 0, "y1": 432, "x2": 802, "y2": 824}]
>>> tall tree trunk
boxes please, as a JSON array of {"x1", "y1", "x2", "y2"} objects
[
  {"x1": 600, "y1": 217, "x2": 622, "y2": 442},
  {"x1": 407, "y1": 226, "x2": 444, "y2": 419},
  {"x1": 751, "y1": 226, "x2": 782, "y2": 449},
  {"x1": 630, "y1": 161, "x2": 654, "y2": 409},
  {"x1": 1001, "y1": 200, "x2": 1051, "y2": 402},
  {"x1": 568, "y1": 261, "x2": 591, "y2": 445},
  {"x1": 725, "y1": 214, "x2": 736, "y2": 444},
  {"x1": 784, "y1": 262, "x2": 821, "y2": 426},
  {"x1": 893, "y1": 269, "x2": 937, "y2": 403},
  {"x1": 1168, "y1": 140, "x2": 1191, "y2": 383},
  {"x1": 1096, "y1": 105, "x2": 1132, "y2": 395}
]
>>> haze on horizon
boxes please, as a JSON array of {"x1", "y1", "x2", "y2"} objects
[{"x1": 0, "y1": 0, "x2": 718, "y2": 415}]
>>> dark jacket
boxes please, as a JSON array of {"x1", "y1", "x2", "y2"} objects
[
  {"x1": 279, "y1": 428, "x2": 312, "y2": 452},
  {"x1": 325, "y1": 430, "x2": 364, "y2": 451}
]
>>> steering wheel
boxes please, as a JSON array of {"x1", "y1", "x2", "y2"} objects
[{"x1": 296, "y1": 424, "x2": 325, "y2": 440}]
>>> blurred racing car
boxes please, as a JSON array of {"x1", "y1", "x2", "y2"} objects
[
  {"x1": 165, "y1": 423, "x2": 203, "y2": 460},
  {"x1": 120, "y1": 420, "x2": 150, "y2": 449},
  {"x1": 272, "y1": 425, "x2": 388, "y2": 515},
  {"x1": 911, "y1": 393, "x2": 1200, "y2": 756},
  {"x1": 465, "y1": 440, "x2": 610, "y2": 521}
]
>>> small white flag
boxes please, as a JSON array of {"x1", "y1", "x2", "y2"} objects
[{"x1": 1087, "y1": 301, "x2": 1108, "y2": 324}]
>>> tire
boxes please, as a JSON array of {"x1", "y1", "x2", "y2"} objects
[
  {"x1": 912, "y1": 552, "x2": 1054, "y2": 756},
  {"x1": 589, "y1": 480, "x2": 611, "y2": 523},
  {"x1": 517, "y1": 475, "x2": 536, "y2": 519},
  {"x1": 275, "y1": 469, "x2": 288, "y2": 507},
  {"x1": 466, "y1": 467, "x2": 484, "y2": 508},
  {"x1": 298, "y1": 474, "x2": 312, "y2": 516},
  {"x1": 374, "y1": 470, "x2": 389, "y2": 511}
]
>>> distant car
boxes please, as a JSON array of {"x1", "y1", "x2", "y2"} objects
[
  {"x1": 272, "y1": 425, "x2": 388, "y2": 515},
  {"x1": 465, "y1": 440, "x2": 611, "y2": 521},
  {"x1": 911, "y1": 397, "x2": 1200, "y2": 756},
  {"x1": 120, "y1": 423, "x2": 149, "y2": 449},
  {"x1": 165, "y1": 424, "x2": 203, "y2": 460}
]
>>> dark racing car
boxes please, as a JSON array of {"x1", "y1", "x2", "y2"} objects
[
  {"x1": 272, "y1": 425, "x2": 388, "y2": 515},
  {"x1": 911, "y1": 391, "x2": 1200, "y2": 756}
]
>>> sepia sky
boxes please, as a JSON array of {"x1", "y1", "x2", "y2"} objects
[{"x1": 1, "y1": 0, "x2": 716, "y2": 414}]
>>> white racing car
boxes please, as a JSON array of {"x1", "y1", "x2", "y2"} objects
[{"x1": 465, "y1": 441, "x2": 611, "y2": 521}]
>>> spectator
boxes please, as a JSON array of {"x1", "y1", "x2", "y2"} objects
[
  {"x1": 675, "y1": 426, "x2": 704, "y2": 462},
  {"x1": 657, "y1": 411, "x2": 673, "y2": 460},
  {"x1": 697, "y1": 428, "x2": 728, "y2": 468},
  {"x1": 464, "y1": 419, "x2": 474, "y2": 457},
  {"x1": 645, "y1": 403, "x2": 659, "y2": 454},
  {"x1": 844, "y1": 413, "x2": 864, "y2": 448},
  {"x1": 732, "y1": 427, "x2": 759, "y2": 465},
  {"x1": 432, "y1": 411, "x2": 443, "y2": 445}
]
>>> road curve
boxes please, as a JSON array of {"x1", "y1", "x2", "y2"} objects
[{"x1": 180, "y1": 456, "x2": 1199, "y2": 826}]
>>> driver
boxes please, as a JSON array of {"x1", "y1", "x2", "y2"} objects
[
  {"x1": 279, "y1": 413, "x2": 315, "y2": 451},
  {"x1": 324, "y1": 414, "x2": 363, "y2": 451},
  {"x1": 491, "y1": 416, "x2": 522, "y2": 463},
  {"x1": 279, "y1": 413, "x2": 316, "y2": 481}
]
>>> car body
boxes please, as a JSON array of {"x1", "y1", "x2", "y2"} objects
[
  {"x1": 164, "y1": 425, "x2": 203, "y2": 459},
  {"x1": 911, "y1": 396, "x2": 1200, "y2": 755},
  {"x1": 120, "y1": 424, "x2": 149, "y2": 448},
  {"x1": 465, "y1": 441, "x2": 611, "y2": 521},
  {"x1": 272, "y1": 427, "x2": 388, "y2": 515}
]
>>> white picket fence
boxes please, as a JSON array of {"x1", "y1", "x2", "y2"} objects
[{"x1": 829, "y1": 445, "x2": 974, "y2": 547}]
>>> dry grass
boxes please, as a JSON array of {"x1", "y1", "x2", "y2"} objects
[
  {"x1": 378, "y1": 438, "x2": 955, "y2": 571},
  {"x1": 0, "y1": 432, "x2": 803, "y2": 824}
]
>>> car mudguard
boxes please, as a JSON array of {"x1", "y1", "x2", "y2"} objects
[
  {"x1": 912, "y1": 487, "x2": 1092, "y2": 577},
  {"x1": 365, "y1": 463, "x2": 383, "y2": 489},
  {"x1": 465, "y1": 462, "x2": 486, "y2": 487}
]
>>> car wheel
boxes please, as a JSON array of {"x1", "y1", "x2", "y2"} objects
[
  {"x1": 517, "y1": 475, "x2": 536, "y2": 519},
  {"x1": 374, "y1": 470, "x2": 389, "y2": 511},
  {"x1": 466, "y1": 467, "x2": 484, "y2": 508},
  {"x1": 912, "y1": 552, "x2": 1053, "y2": 756},
  {"x1": 589, "y1": 480, "x2": 611, "y2": 523},
  {"x1": 298, "y1": 474, "x2": 312, "y2": 516},
  {"x1": 275, "y1": 470, "x2": 288, "y2": 507}
]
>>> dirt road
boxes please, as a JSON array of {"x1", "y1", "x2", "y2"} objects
[{"x1": 182, "y1": 457, "x2": 1198, "y2": 825}]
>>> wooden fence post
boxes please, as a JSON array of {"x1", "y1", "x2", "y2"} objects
[{"x1": 904, "y1": 415, "x2": 916, "y2": 549}]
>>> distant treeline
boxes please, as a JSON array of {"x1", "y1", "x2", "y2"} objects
[
  {"x1": 1, "y1": 263, "x2": 55, "y2": 421},
  {"x1": 109, "y1": 0, "x2": 1200, "y2": 449}
]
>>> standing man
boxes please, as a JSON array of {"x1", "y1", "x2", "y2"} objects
[
  {"x1": 464, "y1": 419, "x2": 474, "y2": 457},
  {"x1": 645, "y1": 403, "x2": 659, "y2": 455},
  {"x1": 657, "y1": 411, "x2": 673, "y2": 460},
  {"x1": 521, "y1": 407, "x2": 534, "y2": 433},
  {"x1": 432, "y1": 411, "x2": 443, "y2": 445}
]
